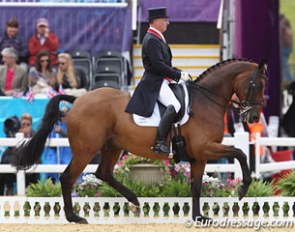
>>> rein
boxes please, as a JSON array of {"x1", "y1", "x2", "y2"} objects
[
  {"x1": 188, "y1": 68, "x2": 266, "y2": 120},
  {"x1": 188, "y1": 81, "x2": 241, "y2": 110}
]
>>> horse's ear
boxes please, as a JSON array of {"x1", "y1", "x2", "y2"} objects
[{"x1": 258, "y1": 58, "x2": 267, "y2": 71}]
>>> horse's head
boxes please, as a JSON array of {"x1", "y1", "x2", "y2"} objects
[{"x1": 234, "y1": 60, "x2": 267, "y2": 124}]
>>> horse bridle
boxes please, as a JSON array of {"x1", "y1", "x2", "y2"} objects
[
  {"x1": 188, "y1": 68, "x2": 266, "y2": 120},
  {"x1": 238, "y1": 69, "x2": 266, "y2": 120}
]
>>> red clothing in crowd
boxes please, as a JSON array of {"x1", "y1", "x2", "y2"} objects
[
  {"x1": 5, "y1": 68, "x2": 15, "y2": 91},
  {"x1": 28, "y1": 33, "x2": 59, "y2": 65}
]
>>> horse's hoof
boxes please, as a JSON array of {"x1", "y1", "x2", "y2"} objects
[
  {"x1": 238, "y1": 185, "x2": 248, "y2": 200},
  {"x1": 77, "y1": 218, "x2": 88, "y2": 224},
  {"x1": 195, "y1": 215, "x2": 213, "y2": 224},
  {"x1": 66, "y1": 214, "x2": 88, "y2": 224},
  {"x1": 168, "y1": 152, "x2": 174, "y2": 159},
  {"x1": 129, "y1": 203, "x2": 140, "y2": 216}
]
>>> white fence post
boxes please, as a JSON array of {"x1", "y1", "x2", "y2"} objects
[
  {"x1": 16, "y1": 171, "x2": 26, "y2": 195},
  {"x1": 255, "y1": 132, "x2": 261, "y2": 179},
  {"x1": 233, "y1": 132, "x2": 249, "y2": 179},
  {"x1": 15, "y1": 132, "x2": 26, "y2": 195}
]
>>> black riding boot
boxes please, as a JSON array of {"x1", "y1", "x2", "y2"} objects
[{"x1": 153, "y1": 105, "x2": 177, "y2": 155}]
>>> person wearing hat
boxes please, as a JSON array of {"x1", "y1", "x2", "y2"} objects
[
  {"x1": 125, "y1": 7, "x2": 192, "y2": 156},
  {"x1": 28, "y1": 18, "x2": 59, "y2": 66}
]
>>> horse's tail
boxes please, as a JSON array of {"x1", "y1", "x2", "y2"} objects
[{"x1": 10, "y1": 94, "x2": 76, "y2": 170}]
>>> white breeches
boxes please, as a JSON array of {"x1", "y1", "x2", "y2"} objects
[{"x1": 158, "y1": 79, "x2": 181, "y2": 113}]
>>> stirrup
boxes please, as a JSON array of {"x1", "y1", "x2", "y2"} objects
[{"x1": 153, "y1": 141, "x2": 170, "y2": 154}]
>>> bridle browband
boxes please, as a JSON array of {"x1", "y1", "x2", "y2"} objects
[{"x1": 188, "y1": 68, "x2": 266, "y2": 120}]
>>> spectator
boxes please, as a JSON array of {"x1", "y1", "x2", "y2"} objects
[
  {"x1": 19, "y1": 113, "x2": 35, "y2": 138},
  {"x1": 0, "y1": 113, "x2": 37, "y2": 195},
  {"x1": 280, "y1": 14, "x2": 294, "y2": 89},
  {"x1": 29, "y1": 50, "x2": 57, "y2": 94},
  {"x1": 28, "y1": 18, "x2": 59, "y2": 66},
  {"x1": 0, "y1": 18, "x2": 28, "y2": 68},
  {"x1": 57, "y1": 53, "x2": 86, "y2": 89},
  {"x1": 0, "y1": 47, "x2": 28, "y2": 96},
  {"x1": 42, "y1": 106, "x2": 72, "y2": 183}
]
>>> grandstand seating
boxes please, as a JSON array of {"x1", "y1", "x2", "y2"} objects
[
  {"x1": 69, "y1": 51, "x2": 93, "y2": 90},
  {"x1": 93, "y1": 50, "x2": 128, "y2": 89},
  {"x1": 91, "y1": 73, "x2": 121, "y2": 90}
]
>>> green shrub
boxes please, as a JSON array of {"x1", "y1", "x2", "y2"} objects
[
  {"x1": 245, "y1": 179, "x2": 275, "y2": 197},
  {"x1": 277, "y1": 171, "x2": 295, "y2": 196},
  {"x1": 26, "y1": 177, "x2": 62, "y2": 197},
  {"x1": 161, "y1": 179, "x2": 191, "y2": 197}
]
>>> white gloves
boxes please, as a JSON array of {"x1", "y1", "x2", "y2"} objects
[{"x1": 180, "y1": 72, "x2": 192, "y2": 81}]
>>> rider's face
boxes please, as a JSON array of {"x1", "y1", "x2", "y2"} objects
[{"x1": 152, "y1": 18, "x2": 169, "y2": 33}]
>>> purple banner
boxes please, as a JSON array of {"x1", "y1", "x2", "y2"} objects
[
  {"x1": 0, "y1": 6, "x2": 132, "y2": 55},
  {"x1": 234, "y1": 0, "x2": 280, "y2": 118},
  {"x1": 140, "y1": 0, "x2": 221, "y2": 22}
]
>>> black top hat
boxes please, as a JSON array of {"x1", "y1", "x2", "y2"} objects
[{"x1": 148, "y1": 7, "x2": 169, "y2": 21}]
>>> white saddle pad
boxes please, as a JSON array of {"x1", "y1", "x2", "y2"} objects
[{"x1": 133, "y1": 83, "x2": 190, "y2": 127}]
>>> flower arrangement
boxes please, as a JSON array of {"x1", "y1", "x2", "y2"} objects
[
  {"x1": 72, "y1": 174, "x2": 102, "y2": 197},
  {"x1": 201, "y1": 174, "x2": 242, "y2": 197},
  {"x1": 25, "y1": 152, "x2": 284, "y2": 199}
]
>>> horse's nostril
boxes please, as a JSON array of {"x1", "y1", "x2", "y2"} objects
[{"x1": 252, "y1": 116, "x2": 259, "y2": 122}]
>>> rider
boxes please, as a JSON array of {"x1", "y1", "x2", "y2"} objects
[{"x1": 125, "y1": 7, "x2": 191, "y2": 156}]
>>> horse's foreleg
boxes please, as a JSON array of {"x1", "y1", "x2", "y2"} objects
[
  {"x1": 190, "y1": 160, "x2": 211, "y2": 223},
  {"x1": 95, "y1": 146, "x2": 140, "y2": 214},
  {"x1": 204, "y1": 142, "x2": 252, "y2": 200}
]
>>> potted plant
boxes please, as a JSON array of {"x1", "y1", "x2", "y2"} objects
[{"x1": 120, "y1": 154, "x2": 169, "y2": 186}]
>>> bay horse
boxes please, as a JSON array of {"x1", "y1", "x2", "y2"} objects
[{"x1": 11, "y1": 59, "x2": 267, "y2": 224}]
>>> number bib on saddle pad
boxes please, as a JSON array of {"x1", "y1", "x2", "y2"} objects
[{"x1": 132, "y1": 82, "x2": 190, "y2": 127}]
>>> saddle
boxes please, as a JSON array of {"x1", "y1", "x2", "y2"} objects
[{"x1": 132, "y1": 82, "x2": 190, "y2": 127}]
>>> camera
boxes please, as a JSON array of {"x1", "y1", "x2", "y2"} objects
[{"x1": 3, "y1": 115, "x2": 20, "y2": 138}]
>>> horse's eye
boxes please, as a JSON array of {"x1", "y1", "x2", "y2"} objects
[{"x1": 240, "y1": 101, "x2": 248, "y2": 108}]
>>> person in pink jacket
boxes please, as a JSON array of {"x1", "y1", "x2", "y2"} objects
[{"x1": 28, "y1": 18, "x2": 59, "y2": 66}]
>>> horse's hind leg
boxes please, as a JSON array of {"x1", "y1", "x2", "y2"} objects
[
  {"x1": 60, "y1": 151, "x2": 94, "y2": 224},
  {"x1": 95, "y1": 141, "x2": 140, "y2": 214}
]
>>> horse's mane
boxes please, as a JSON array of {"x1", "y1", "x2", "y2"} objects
[{"x1": 194, "y1": 58, "x2": 255, "y2": 83}]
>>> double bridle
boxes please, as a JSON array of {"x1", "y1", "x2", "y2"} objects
[{"x1": 189, "y1": 69, "x2": 266, "y2": 121}]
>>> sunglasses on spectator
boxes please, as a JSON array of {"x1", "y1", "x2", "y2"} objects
[
  {"x1": 21, "y1": 123, "x2": 31, "y2": 127},
  {"x1": 40, "y1": 59, "x2": 49, "y2": 63},
  {"x1": 58, "y1": 62, "x2": 66, "y2": 65}
]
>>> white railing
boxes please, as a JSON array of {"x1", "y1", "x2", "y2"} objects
[
  {"x1": 255, "y1": 134, "x2": 295, "y2": 178},
  {"x1": 1, "y1": 132, "x2": 295, "y2": 195},
  {"x1": 0, "y1": 133, "x2": 247, "y2": 195},
  {"x1": 0, "y1": 196, "x2": 294, "y2": 224}
]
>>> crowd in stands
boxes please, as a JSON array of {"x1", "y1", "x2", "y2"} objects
[
  {"x1": 0, "y1": 17, "x2": 112, "y2": 195},
  {"x1": 0, "y1": 17, "x2": 92, "y2": 98}
]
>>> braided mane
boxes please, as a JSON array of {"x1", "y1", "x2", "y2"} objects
[{"x1": 194, "y1": 58, "x2": 255, "y2": 83}]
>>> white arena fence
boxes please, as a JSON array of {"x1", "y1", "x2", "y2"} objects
[
  {"x1": 0, "y1": 132, "x2": 295, "y2": 195},
  {"x1": 0, "y1": 196, "x2": 294, "y2": 225}
]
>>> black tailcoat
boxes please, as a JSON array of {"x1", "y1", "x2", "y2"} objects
[{"x1": 125, "y1": 32, "x2": 181, "y2": 117}]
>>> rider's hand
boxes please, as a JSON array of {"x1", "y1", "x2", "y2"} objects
[{"x1": 180, "y1": 72, "x2": 192, "y2": 81}]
